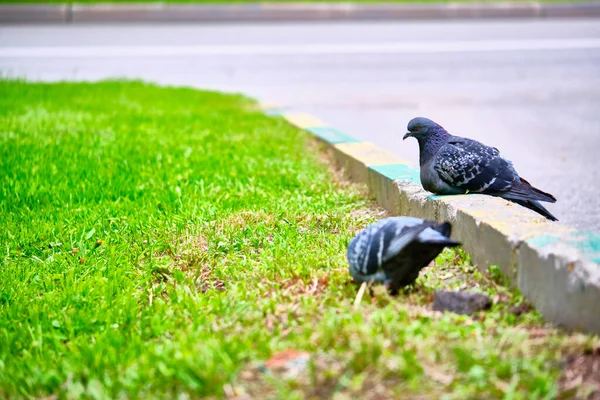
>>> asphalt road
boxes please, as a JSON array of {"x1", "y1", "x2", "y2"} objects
[{"x1": 1, "y1": 20, "x2": 599, "y2": 231}]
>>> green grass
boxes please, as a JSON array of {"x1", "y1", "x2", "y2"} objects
[{"x1": 0, "y1": 80, "x2": 597, "y2": 399}]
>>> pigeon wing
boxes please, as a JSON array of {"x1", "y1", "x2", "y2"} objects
[
  {"x1": 381, "y1": 221, "x2": 434, "y2": 263},
  {"x1": 347, "y1": 219, "x2": 390, "y2": 276},
  {"x1": 433, "y1": 139, "x2": 515, "y2": 193}
]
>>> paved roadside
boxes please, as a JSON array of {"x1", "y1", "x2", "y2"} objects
[{"x1": 1, "y1": 19, "x2": 599, "y2": 231}]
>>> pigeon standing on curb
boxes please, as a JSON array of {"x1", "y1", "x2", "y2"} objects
[
  {"x1": 403, "y1": 117, "x2": 558, "y2": 221},
  {"x1": 347, "y1": 217, "x2": 460, "y2": 294}
]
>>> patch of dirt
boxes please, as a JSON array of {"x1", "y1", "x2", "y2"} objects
[
  {"x1": 315, "y1": 142, "x2": 390, "y2": 213},
  {"x1": 169, "y1": 235, "x2": 209, "y2": 271},
  {"x1": 147, "y1": 231, "x2": 226, "y2": 298},
  {"x1": 215, "y1": 211, "x2": 278, "y2": 231},
  {"x1": 194, "y1": 266, "x2": 226, "y2": 293},
  {"x1": 234, "y1": 352, "x2": 414, "y2": 400},
  {"x1": 560, "y1": 347, "x2": 600, "y2": 399},
  {"x1": 258, "y1": 276, "x2": 334, "y2": 337},
  {"x1": 510, "y1": 302, "x2": 534, "y2": 317},
  {"x1": 279, "y1": 276, "x2": 330, "y2": 297},
  {"x1": 310, "y1": 140, "x2": 362, "y2": 191}
]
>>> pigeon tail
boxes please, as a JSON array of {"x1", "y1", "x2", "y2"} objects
[
  {"x1": 419, "y1": 222, "x2": 461, "y2": 247},
  {"x1": 432, "y1": 222, "x2": 452, "y2": 237},
  {"x1": 501, "y1": 178, "x2": 556, "y2": 204},
  {"x1": 520, "y1": 177, "x2": 557, "y2": 202},
  {"x1": 512, "y1": 199, "x2": 558, "y2": 221},
  {"x1": 419, "y1": 236, "x2": 461, "y2": 247}
]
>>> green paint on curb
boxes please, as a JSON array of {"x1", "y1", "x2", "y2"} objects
[
  {"x1": 305, "y1": 127, "x2": 361, "y2": 144},
  {"x1": 528, "y1": 232, "x2": 600, "y2": 265},
  {"x1": 264, "y1": 108, "x2": 288, "y2": 116},
  {"x1": 370, "y1": 164, "x2": 421, "y2": 184},
  {"x1": 427, "y1": 194, "x2": 468, "y2": 201},
  {"x1": 570, "y1": 231, "x2": 600, "y2": 253},
  {"x1": 570, "y1": 231, "x2": 600, "y2": 264},
  {"x1": 528, "y1": 234, "x2": 561, "y2": 248}
]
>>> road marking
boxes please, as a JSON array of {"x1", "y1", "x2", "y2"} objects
[{"x1": 2, "y1": 39, "x2": 600, "y2": 58}]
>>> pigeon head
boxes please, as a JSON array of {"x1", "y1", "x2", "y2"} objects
[{"x1": 403, "y1": 117, "x2": 445, "y2": 141}]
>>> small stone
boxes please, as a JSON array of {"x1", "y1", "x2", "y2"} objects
[
  {"x1": 433, "y1": 290, "x2": 492, "y2": 315},
  {"x1": 510, "y1": 302, "x2": 534, "y2": 316}
]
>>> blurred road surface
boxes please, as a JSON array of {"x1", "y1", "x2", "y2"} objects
[{"x1": 1, "y1": 19, "x2": 599, "y2": 230}]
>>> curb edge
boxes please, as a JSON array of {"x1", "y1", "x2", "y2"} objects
[{"x1": 263, "y1": 101, "x2": 600, "y2": 335}]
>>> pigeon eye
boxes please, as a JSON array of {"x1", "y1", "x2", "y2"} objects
[{"x1": 414, "y1": 126, "x2": 420, "y2": 131}]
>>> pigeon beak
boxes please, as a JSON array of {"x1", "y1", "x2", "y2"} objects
[{"x1": 403, "y1": 132, "x2": 412, "y2": 140}]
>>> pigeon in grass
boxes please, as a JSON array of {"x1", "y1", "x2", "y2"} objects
[
  {"x1": 403, "y1": 117, "x2": 558, "y2": 221},
  {"x1": 348, "y1": 217, "x2": 460, "y2": 294}
]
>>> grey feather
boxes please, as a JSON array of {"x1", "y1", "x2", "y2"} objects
[
  {"x1": 347, "y1": 217, "x2": 460, "y2": 294},
  {"x1": 404, "y1": 117, "x2": 558, "y2": 221}
]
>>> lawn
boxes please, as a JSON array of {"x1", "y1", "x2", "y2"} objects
[{"x1": 0, "y1": 80, "x2": 598, "y2": 399}]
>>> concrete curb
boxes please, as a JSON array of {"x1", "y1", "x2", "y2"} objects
[
  {"x1": 0, "y1": 4, "x2": 70, "y2": 23},
  {"x1": 2, "y1": 2, "x2": 600, "y2": 24},
  {"x1": 260, "y1": 104, "x2": 600, "y2": 335}
]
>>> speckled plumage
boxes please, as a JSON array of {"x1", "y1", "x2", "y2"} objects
[
  {"x1": 404, "y1": 117, "x2": 558, "y2": 221},
  {"x1": 347, "y1": 217, "x2": 460, "y2": 294}
]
